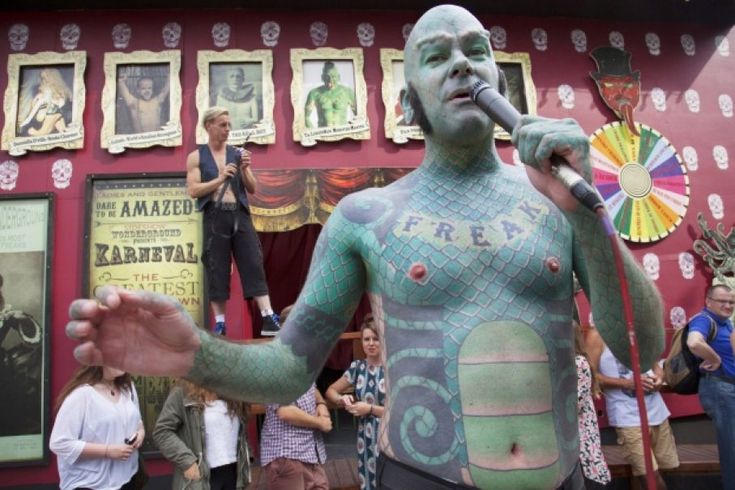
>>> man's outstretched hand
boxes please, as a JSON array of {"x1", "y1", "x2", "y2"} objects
[{"x1": 66, "y1": 287, "x2": 201, "y2": 377}]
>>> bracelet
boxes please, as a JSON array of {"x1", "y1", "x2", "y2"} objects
[
  {"x1": 104, "y1": 445, "x2": 109, "y2": 458},
  {"x1": 369, "y1": 404, "x2": 374, "y2": 416},
  {"x1": 316, "y1": 401, "x2": 326, "y2": 406}
]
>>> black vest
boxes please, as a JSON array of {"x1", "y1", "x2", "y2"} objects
[{"x1": 196, "y1": 144, "x2": 250, "y2": 212}]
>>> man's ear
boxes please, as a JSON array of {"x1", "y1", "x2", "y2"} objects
[
  {"x1": 497, "y1": 67, "x2": 508, "y2": 98},
  {"x1": 399, "y1": 87, "x2": 416, "y2": 125}
]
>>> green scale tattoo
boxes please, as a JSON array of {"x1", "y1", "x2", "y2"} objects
[
  {"x1": 317, "y1": 161, "x2": 577, "y2": 487},
  {"x1": 189, "y1": 157, "x2": 661, "y2": 489}
]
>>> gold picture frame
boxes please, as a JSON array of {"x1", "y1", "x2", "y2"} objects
[
  {"x1": 195, "y1": 49, "x2": 275, "y2": 146},
  {"x1": 495, "y1": 51, "x2": 537, "y2": 140},
  {"x1": 100, "y1": 50, "x2": 182, "y2": 154},
  {"x1": 1, "y1": 51, "x2": 86, "y2": 156},
  {"x1": 290, "y1": 48, "x2": 370, "y2": 146},
  {"x1": 380, "y1": 48, "x2": 423, "y2": 144},
  {"x1": 379, "y1": 49, "x2": 536, "y2": 142}
]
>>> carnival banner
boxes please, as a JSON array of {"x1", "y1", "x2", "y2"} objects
[{"x1": 84, "y1": 174, "x2": 205, "y2": 454}]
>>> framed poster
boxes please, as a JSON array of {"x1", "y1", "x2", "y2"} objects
[
  {"x1": 196, "y1": 49, "x2": 275, "y2": 145},
  {"x1": 380, "y1": 48, "x2": 423, "y2": 144},
  {"x1": 495, "y1": 51, "x2": 537, "y2": 140},
  {"x1": 290, "y1": 47, "x2": 370, "y2": 146},
  {"x1": 1, "y1": 51, "x2": 86, "y2": 156},
  {"x1": 100, "y1": 50, "x2": 182, "y2": 154},
  {"x1": 83, "y1": 174, "x2": 206, "y2": 453},
  {"x1": 0, "y1": 194, "x2": 53, "y2": 467}
]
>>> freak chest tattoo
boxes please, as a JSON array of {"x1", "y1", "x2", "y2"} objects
[{"x1": 336, "y1": 171, "x2": 580, "y2": 488}]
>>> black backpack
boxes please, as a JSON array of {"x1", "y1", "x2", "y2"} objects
[{"x1": 663, "y1": 314, "x2": 717, "y2": 395}]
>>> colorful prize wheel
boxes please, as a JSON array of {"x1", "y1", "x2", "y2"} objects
[{"x1": 589, "y1": 122, "x2": 690, "y2": 242}]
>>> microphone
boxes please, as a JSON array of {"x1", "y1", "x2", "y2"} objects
[{"x1": 469, "y1": 80, "x2": 603, "y2": 212}]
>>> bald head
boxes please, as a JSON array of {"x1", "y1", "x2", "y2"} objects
[
  {"x1": 400, "y1": 5, "x2": 496, "y2": 136},
  {"x1": 404, "y1": 5, "x2": 491, "y2": 82}
]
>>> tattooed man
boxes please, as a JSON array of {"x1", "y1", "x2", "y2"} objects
[{"x1": 67, "y1": 5, "x2": 663, "y2": 489}]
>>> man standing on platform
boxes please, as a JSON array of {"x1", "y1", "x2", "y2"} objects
[
  {"x1": 185, "y1": 106, "x2": 280, "y2": 336},
  {"x1": 67, "y1": 6, "x2": 663, "y2": 489},
  {"x1": 687, "y1": 284, "x2": 735, "y2": 490}
]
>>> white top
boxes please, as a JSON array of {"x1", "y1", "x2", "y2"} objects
[
  {"x1": 204, "y1": 400, "x2": 239, "y2": 469},
  {"x1": 599, "y1": 346, "x2": 671, "y2": 428},
  {"x1": 49, "y1": 384, "x2": 142, "y2": 490}
]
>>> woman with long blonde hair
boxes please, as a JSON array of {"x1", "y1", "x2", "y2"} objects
[
  {"x1": 18, "y1": 67, "x2": 72, "y2": 136},
  {"x1": 50, "y1": 365, "x2": 144, "y2": 490}
]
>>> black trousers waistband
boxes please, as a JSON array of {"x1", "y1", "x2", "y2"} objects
[
  {"x1": 376, "y1": 454, "x2": 583, "y2": 490},
  {"x1": 377, "y1": 454, "x2": 474, "y2": 490}
]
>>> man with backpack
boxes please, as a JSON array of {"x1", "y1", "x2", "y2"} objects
[{"x1": 687, "y1": 284, "x2": 735, "y2": 490}]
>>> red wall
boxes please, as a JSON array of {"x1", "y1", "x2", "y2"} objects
[{"x1": 0, "y1": 7, "x2": 733, "y2": 486}]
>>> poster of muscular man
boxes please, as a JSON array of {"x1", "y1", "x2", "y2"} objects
[
  {"x1": 0, "y1": 194, "x2": 52, "y2": 466},
  {"x1": 100, "y1": 50, "x2": 182, "y2": 154},
  {"x1": 290, "y1": 47, "x2": 370, "y2": 146}
]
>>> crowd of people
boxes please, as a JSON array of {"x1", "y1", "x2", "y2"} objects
[{"x1": 51, "y1": 3, "x2": 733, "y2": 490}]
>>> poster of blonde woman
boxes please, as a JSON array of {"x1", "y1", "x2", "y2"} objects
[
  {"x1": 2, "y1": 51, "x2": 87, "y2": 156},
  {"x1": 17, "y1": 67, "x2": 73, "y2": 137}
]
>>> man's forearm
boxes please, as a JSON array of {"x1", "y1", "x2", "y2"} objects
[
  {"x1": 567, "y1": 208, "x2": 664, "y2": 370},
  {"x1": 186, "y1": 330, "x2": 314, "y2": 404}
]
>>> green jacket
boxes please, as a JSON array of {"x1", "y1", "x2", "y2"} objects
[{"x1": 153, "y1": 386, "x2": 251, "y2": 490}]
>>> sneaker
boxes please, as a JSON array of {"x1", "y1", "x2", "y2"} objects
[
  {"x1": 213, "y1": 321, "x2": 227, "y2": 336},
  {"x1": 261, "y1": 313, "x2": 281, "y2": 337}
]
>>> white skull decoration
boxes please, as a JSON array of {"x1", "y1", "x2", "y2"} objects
[
  {"x1": 708, "y1": 193, "x2": 724, "y2": 220},
  {"x1": 356, "y1": 22, "x2": 375, "y2": 47},
  {"x1": 670, "y1": 306, "x2": 687, "y2": 329},
  {"x1": 650, "y1": 87, "x2": 667, "y2": 112},
  {"x1": 715, "y1": 35, "x2": 730, "y2": 57},
  {"x1": 8, "y1": 23, "x2": 29, "y2": 51},
  {"x1": 645, "y1": 32, "x2": 661, "y2": 56},
  {"x1": 211, "y1": 22, "x2": 231, "y2": 48},
  {"x1": 557, "y1": 84, "x2": 575, "y2": 109},
  {"x1": 111, "y1": 23, "x2": 131, "y2": 49},
  {"x1": 51, "y1": 159, "x2": 73, "y2": 189},
  {"x1": 680, "y1": 34, "x2": 696, "y2": 56},
  {"x1": 162, "y1": 22, "x2": 181, "y2": 48},
  {"x1": 531, "y1": 28, "x2": 548, "y2": 51},
  {"x1": 570, "y1": 29, "x2": 587, "y2": 53},
  {"x1": 678, "y1": 252, "x2": 695, "y2": 280},
  {"x1": 0, "y1": 160, "x2": 19, "y2": 191},
  {"x1": 401, "y1": 23, "x2": 414, "y2": 42},
  {"x1": 684, "y1": 89, "x2": 700, "y2": 113},
  {"x1": 719, "y1": 94, "x2": 733, "y2": 118},
  {"x1": 682, "y1": 146, "x2": 699, "y2": 171},
  {"x1": 60, "y1": 23, "x2": 80, "y2": 50},
  {"x1": 489, "y1": 25, "x2": 507, "y2": 49},
  {"x1": 260, "y1": 21, "x2": 281, "y2": 47},
  {"x1": 310, "y1": 21, "x2": 328, "y2": 47},
  {"x1": 609, "y1": 31, "x2": 625, "y2": 50},
  {"x1": 643, "y1": 252, "x2": 660, "y2": 281},
  {"x1": 713, "y1": 145, "x2": 729, "y2": 170}
]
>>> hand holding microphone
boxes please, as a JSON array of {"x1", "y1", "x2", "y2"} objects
[{"x1": 469, "y1": 80, "x2": 603, "y2": 212}]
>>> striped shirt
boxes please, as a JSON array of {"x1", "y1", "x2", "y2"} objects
[{"x1": 259, "y1": 384, "x2": 327, "y2": 466}]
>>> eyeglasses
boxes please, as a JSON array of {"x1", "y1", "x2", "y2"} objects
[{"x1": 708, "y1": 298, "x2": 735, "y2": 306}]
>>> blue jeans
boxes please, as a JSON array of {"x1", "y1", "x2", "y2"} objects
[{"x1": 698, "y1": 374, "x2": 735, "y2": 489}]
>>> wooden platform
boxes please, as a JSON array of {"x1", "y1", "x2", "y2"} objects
[
  {"x1": 246, "y1": 458, "x2": 359, "y2": 490},
  {"x1": 604, "y1": 443, "x2": 720, "y2": 485}
]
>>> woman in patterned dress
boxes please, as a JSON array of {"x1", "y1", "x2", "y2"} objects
[
  {"x1": 326, "y1": 314, "x2": 385, "y2": 490},
  {"x1": 575, "y1": 322, "x2": 612, "y2": 488}
]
